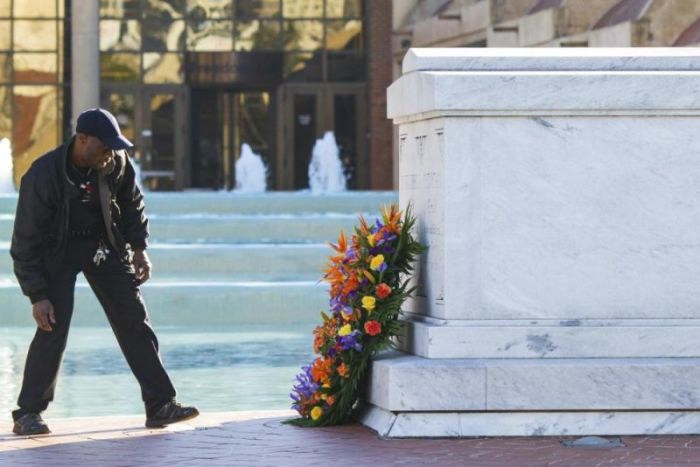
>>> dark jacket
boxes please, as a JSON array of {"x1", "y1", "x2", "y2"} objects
[{"x1": 10, "y1": 136, "x2": 149, "y2": 304}]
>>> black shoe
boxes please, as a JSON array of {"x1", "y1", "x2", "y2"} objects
[
  {"x1": 145, "y1": 401, "x2": 199, "y2": 428},
  {"x1": 13, "y1": 413, "x2": 51, "y2": 436}
]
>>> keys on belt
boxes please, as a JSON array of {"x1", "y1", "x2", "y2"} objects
[{"x1": 92, "y1": 239, "x2": 110, "y2": 267}]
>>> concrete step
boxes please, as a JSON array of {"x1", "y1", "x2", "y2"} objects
[
  {"x1": 0, "y1": 213, "x2": 370, "y2": 244},
  {"x1": 1, "y1": 281, "x2": 329, "y2": 326},
  {"x1": 0, "y1": 243, "x2": 331, "y2": 281},
  {"x1": 0, "y1": 192, "x2": 398, "y2": 216}
]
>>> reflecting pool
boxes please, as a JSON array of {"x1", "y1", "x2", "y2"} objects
[{"x1": 0, "y1": 325, "x2": 314, "y2": 418}]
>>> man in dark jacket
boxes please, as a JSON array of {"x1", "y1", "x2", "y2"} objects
[{"x1": 10, "y1": 108, "x2": 198, "y2": 436}]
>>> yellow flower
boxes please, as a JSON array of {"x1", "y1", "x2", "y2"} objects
[
  {"x1": 338, "y1": 324, "x2": 352, "y2": 336},
  {"x1": 310, "y1": 406, "x2": 323, "y2": 420},
  {"x1": 370, "y1": 254, "x2": 385, "y2": 271},
  {"x1": 362, "y1": 296, "x2": 376, "y2": 312},
  {"x1": 367, "y1": 234, "x2": 376, "y2": 247}
]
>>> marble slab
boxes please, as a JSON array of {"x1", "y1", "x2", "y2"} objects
[
  {"x1": 360, "y1": 405, "x2": 700, "y2": 438},
  {"x1": 367, "y1": 353, "x2": 700, "y2": 412},
  {"x1": 400, "y1": 116, "x2": 700, "y2": 321},
  {"x1": 389, "y1": 72, "x2": 700, "y2": 121},
  {"x1": 368, "y1": 352, "x2": 486, "y2": 411},
  {"x1": 401, "y1": 48, "x2": 700, "y2": 73},
  {"x1": 399, "y1": 320, "x2": 700, "y2": 358}
]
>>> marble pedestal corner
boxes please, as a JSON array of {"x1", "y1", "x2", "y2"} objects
[{"x1": 365, "y1": 48, "x2": 700, "y2": 437}]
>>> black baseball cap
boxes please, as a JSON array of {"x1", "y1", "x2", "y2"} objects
[{"x1": 76, "y1": 108, "x2": 134, "y2": 150}]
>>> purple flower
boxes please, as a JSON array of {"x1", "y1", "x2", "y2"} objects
[
  {"x1": 291, "y1": 364, "x2": 319, "y2": 406},
  {"x1": 338, "y1": 330, "x2": 363, "y2": 352},
  {"x1": 344, "y1": 249, "x2": 357, "y2": 263}
]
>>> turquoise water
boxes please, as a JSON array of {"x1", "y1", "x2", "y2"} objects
[{"x1": 0, "y1": 325, "x2": 314, "y2": 418}]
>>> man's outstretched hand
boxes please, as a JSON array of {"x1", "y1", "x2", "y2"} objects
[
  {"x1": 33, "y1": 299, "x2": 55, "y2": 332},
  {"x1": 132, "y1": 249, "x2": 152, "y2": 286}
]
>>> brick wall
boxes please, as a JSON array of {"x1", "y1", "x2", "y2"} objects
[{"x1": 367, "y1": 0, "x2": 394, "y2": 190}]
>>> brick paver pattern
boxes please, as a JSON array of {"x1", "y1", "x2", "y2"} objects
[{"x1": 1, "y1": 411, "x2": 700, "y2": 466}]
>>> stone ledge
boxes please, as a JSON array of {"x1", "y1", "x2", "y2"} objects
[
  {"x1": 388, "y1": 71, "x2": 700, "y2": 121},
  {"x1": 402, "y1": 48, "x2": 700, "y2": 74}
]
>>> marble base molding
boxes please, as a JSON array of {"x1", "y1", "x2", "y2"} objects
[
  {"x1": 398, "y1": 319, "x2": 700, "y2": 358},
  {"x1": 360, "y1": 405, "x2": 700, "y2": 438}
]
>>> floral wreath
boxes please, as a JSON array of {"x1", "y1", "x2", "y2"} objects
[{"x1": 288, "y1": 203, "x2": 426, "y2": 426}]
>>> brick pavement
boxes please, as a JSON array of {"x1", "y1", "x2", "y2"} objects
[{"x1": 1, "y1": 411, "x2": 700, "y2": 466}]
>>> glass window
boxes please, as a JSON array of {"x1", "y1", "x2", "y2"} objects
[
  {"x1": 100, "y1": 0, "x2": 142, "y2": 19},
  {"x1": 143, "y1": 52, "x2": 184, "y2": 83},
  {"x1": 149, "y1": 93, "x2": 176, "y2": 171},
  {"x1": 0, "y1": 20, "x2": 9, "y2": 50},
  {"x1": 0, "y1": 0, "x2": 9, "y2": 17},
  {"x1": 148, "y1": 0, "x2": 187, "y2": 19},
  {"x1": 326, "y1": 19, "x2": 362, "y2": 51},
  {"x1": 58, "y1": 19, "x2": 67, "y2": 78},
  {"x1": 283, "y1": 0, "x2": 322, "y2": 18},
  {"x1": 236, "y1": 92, "x2": 271, "y2": 153},
  {"x1": 0, "y1": 54, "x2": 8, "y2": 82},
  {"x1": 333, "y1": 93, "x2": 357, "y2": 187},
  {"x1": 284, "y1": 51, "x2": 322, "y2": 81},
  {"x1": 186, "y1": 0, "x2": 232, "y2": 20},
  {"x1": 14, "y1": 21, "x2": 58, "y2": 51},
  {"x1": 283, "y1": 20, "x2": 323, "y2": 51},
  {"x1": 143, "y1": 18, "x2": 185, "y2": 51},
  {"x1": 100, "y1": 20, "x2": 142, "y2": 51},
  {"x1": 327, "y1": 51, "x2": 364, "y2": 81},
  {"x1": 235, "y1": 19, "x2": 281, "y2": 51},
  {"x1": 100, "y1": 53, "x2": 141, "y2": 82},
  {"x1": 108, "y1": 93, "x2": 137, "y2": 141},
  {"x1": 14, "y1": 0, "x2": 56, "y2": 18},
  {"x1": 12, "y1": 86, "x2": 59, "y2": 174},
  {"x1": 236, "y1": 0, "x2": 280, "y2": 18},
  {"x1": 0, "y1": 86, "x2": 10, "y2": 139},
  {"x1": 187, "y1": 20, "x2": 233, "y2": 50},
  {"x1": 14, "y1": 53, "x2": 58, "y2": 83},
  {"x1": 326, "y1": 0, "x2": 362, "y2": 18}
]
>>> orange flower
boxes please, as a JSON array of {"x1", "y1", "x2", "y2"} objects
[
  {"x1": 341, "y1": 274, "x2": 359, "y2": 296},
  {"x1": 311, "y1": 357, "x2": 333, "y2": 384},
  {"x1": 364, "y1": 320, "x2": 382, "y2": 336},
  {"x1": 313, "y1": 317, "x2": 338, "y2": 353},
  {"x1": 381, "y1": 204, "x2": 402, "y2": 234},
  {"x1": 358, "y1": 215, "x2": 370, "y2": 235},
  {"x1": 376, "y1": 283, "x2": 392, "y2": 299},
  {"x1": 337, "y1": 363, "x2": 349, "y2": 377},
  {"x1": 329, "y1": 230, "x2": 347, "y2": 253}
]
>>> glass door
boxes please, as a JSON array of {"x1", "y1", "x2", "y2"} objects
[
  {"x1": 142, "y1": 88, "x2": 186, "y2": 190},
  {"x1": 102, "y1": 86, "x2": 186, "y2": 190},
  {"x1": 280, "y1": 84, "x2": 366, "y2": 190},
  {"x1": 190, "y1": 90, "x2": 274, "y2": 190}
]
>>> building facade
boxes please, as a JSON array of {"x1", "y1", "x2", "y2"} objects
[
  {"x1": 393, "y1": 0, "x2": 700, "y2": 58},
  {"x1": 2, "y1": 0, "x2": 393, "y2": 191},
  {"x1": 5, "y1": 0, "x2": 699, "y2": 192}
]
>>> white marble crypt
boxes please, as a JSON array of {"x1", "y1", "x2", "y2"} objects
[{"x1": 360, "y1": 48, "x2": 700, "y2": 437}]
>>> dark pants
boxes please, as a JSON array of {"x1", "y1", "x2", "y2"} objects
[{"x1": 12, "y1": 237, "x2": 176, "y2": 421}]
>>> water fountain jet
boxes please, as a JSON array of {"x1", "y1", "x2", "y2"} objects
[
  {"x1": 0, "y1": 138, "x2": 15, "y2": 193},
  {"x1": 235, "y1": 143, "x2": 267, "y2": 193},
  {"x1": 308, "y1": 131, "x2": 346, "y2": 195}
]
